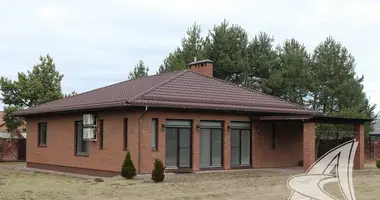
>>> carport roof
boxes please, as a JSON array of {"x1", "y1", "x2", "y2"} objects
[{"x1": 14, "y1": 70, "x2": 319, "y2": 116}]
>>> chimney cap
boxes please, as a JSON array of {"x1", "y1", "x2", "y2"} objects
[{"x1": 186, "y1": 59, "x2": 214, "y2": 66}]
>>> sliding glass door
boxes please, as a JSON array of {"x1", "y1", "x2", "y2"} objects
[
  {"x1": 165, "y1": 120, "x2": 191, "y2": 169},
  {"x1": 200, "y1": 121, "x2": 223, "y2": 168},
  {"x1": 230, "y1": 122, "x2": 251, "y2": 167}
]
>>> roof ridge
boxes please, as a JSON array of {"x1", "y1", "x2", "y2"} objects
[
  {"x1": 127, "y1": 70, "x2": 189, "y2": 103},
  {"x1": 27, "y1": 70, "x2": 185, "y2": 109},
  {"x1": 187, "y1": 71, "x2": 314, "y2": 112}
]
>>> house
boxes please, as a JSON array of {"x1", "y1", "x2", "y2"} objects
[
  {"x1": 0, "y1": 111, "x2": 27, "y2": 161},
  {"x1": 14, "y1": 60, "x2": 371, "y2": 176}
]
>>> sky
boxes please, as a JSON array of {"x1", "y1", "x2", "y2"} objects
[{"x1": 1, "y1": 0, "x2": 380, "y2": 112}]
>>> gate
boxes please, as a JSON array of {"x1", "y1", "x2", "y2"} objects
[{"x1": 18, "y1": 139, "x2": 26, "y2": 161}]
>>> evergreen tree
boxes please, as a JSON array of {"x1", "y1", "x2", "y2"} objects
[
  {"x1": 151, "y1": 158, "x2": 165, "y2": 182},
  {"x1": 246, "y1": 32, "x2": 279, "y2": 94},
  {"x1": 276, "y1": 39, "x2": 311, "y2": 105},
  {"x1": 121, "y1": 151, "x2": 137, "y2": 179},
  {"x1": 0, "y1": 54, "x2": 64, "y2": 133},
  {"x1": 204, "y1": 19, "x2": 249, "y2": 84},
  {"x1": 158, "y1": 23, "x2": 205, "y2": 73},
  {"x1": 128, "y1": 60, "x2": 149, "y2": 80},
  {"x1": 310, "y1": 36, "x2": 377, "y2": 133}
]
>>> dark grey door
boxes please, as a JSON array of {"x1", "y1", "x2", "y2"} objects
[
  {"x1": 200, "y1": 121, "x2": 223, "y2": 168},
  {"x1": 165, "y1": 120, "x2": 192, "y2": 169}
]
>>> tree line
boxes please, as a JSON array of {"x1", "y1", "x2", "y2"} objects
[{"x1": 129, "y1": 20, "x2": 377, "y2": 133}]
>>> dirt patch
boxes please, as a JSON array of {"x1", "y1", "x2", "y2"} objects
[{"x1": 0, "y1": 162, "x2": 379, "y2": 200}]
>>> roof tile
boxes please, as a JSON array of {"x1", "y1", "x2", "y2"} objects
[{"x1": 14, "y1": 70, "x2": 316, "y2": 115}]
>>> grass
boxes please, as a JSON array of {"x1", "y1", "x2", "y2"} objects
[{"x1": 0, "y1": 162, "x2": 379, "y2": 200}]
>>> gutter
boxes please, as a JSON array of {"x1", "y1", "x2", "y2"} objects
[{"x1": 138, "y1": 106, "x2": 149, "y2": 173}]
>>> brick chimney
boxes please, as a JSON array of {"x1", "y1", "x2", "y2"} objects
[{"x1": 187, "y1": 59, "x2": 214, "y2": 77}]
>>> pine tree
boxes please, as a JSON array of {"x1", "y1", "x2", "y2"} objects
[
  {"x1": 151, "y1": 158, "x2": 165, "y2": 182},
  {"x1": 121, "y1": 151, "x2": 136, "y2": 179},
  {"x1": 204, "y1": 20, "x2": 249, "y2": 84},
  {"x1": 0, "y1": 54, "x2": 64, "y2": 133},
  {"x1": 128, "y1": 60, "x2": 149, "y2": 80}
]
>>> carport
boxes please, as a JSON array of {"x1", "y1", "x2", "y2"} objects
[{"x1": 252, "y1": 115, "x2": 373, "y2": 171}]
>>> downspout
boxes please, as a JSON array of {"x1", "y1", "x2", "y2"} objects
[{"x1": 138, "y1": 106, "x2": 149, "y2": 173}]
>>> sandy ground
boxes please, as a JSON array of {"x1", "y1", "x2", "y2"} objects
[{"x1": 0, "y1": 162, "x2": 379, "y2": 200}]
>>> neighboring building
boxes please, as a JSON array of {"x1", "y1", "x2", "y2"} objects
[
  {"x1": 0, "y1": 111, "x2": 27, "y2": 161},
  {"x1": 14, "y1": 60, "x2": 370, "y2": 176}
]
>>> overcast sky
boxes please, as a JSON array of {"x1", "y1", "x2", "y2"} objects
[{"x1": 1, "y1": 0, "x2": 380, "y2": 112}]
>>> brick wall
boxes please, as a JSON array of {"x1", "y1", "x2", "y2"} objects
[
  {"x1": 252, "y1": 121, "x2": 303, "y2": 168},
  {"x1": 303, "y1": 122, "x2": 316, "y2": 171},
  {"x1": 26, "y1": 108, "x2": 305, "y2": 175}
]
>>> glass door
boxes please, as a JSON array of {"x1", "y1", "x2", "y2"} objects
[
  {"x1": 165, "y1": 120, "x2": 192, "y2": 169},
  {"x1": 230, "y1": 122, "x2": 251, "y2": 167},
  {"x1": 200, "y1": 121, "x2": 223, "y2": 168}
]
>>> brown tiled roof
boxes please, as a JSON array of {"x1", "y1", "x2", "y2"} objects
[{"x1": 14, "y1": 70, "x2": 317, "y2": 116}]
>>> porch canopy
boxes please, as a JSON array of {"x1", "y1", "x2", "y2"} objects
[{"x1": 252, "y1": 114, "x2": 373, "y2": 171}]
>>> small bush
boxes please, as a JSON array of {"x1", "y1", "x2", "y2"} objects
[
  {"x1": 121, "y1": 151, "x2": 136, "y2": 179},
  {"x1": 151, "y1": 159, "x2": 165, "y2": 183},
  {"x1": 376, "y1": 160, "x2": 380, "y2": 169},
  {"x1": 298, "y1": 160, "x2": 303, "y2": 167}
]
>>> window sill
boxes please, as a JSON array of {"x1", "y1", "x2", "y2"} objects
[
  {"x1": 152, "y1": 148, "x2": 158, "y2": 152},
  {"x1": 75, "y1": 153, "x2": 89, "y2": 157},
  {"x1": 38, "y1": 144, "x2": 47, "y2": 147},
  {"x1": 200, "y1": 167, "x2": 224, "y2": 171},
  {"x1": 165, "y1": 168, "x2": 193, "y2": 173},
  {"x1": 231, "y1": 165, "x2": 252, "y2": 169}
]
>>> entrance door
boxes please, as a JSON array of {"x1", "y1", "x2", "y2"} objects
[
  {"x1": 200, "y1": 121, "x2": 223, "y2": 168},
  {"x1": 165, "y1": 120, "x2": 191, "y2": 169}
]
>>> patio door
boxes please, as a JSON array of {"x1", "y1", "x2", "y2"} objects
[
  {"x1": 165, "y1": 120, "x2": 191, "y2": 169},
  {"x1": 230, "y1": 122, "x2": 251, "y2": 167},
  {"x1": 200, "y1": 121, "x2": 223, "y2": 168}
]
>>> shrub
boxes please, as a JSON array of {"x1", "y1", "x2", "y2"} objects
[
  {"x1": 298, "y1": 160, "x2": 303, "y2": 167},
  {"x1": 121, "y1": 151, "x2": 136, "y2": 179},
  {"x1": 151, "y1": 159, "x2": 165, "y2": 183},
  {"x1": 376, "y1": 160, "x2": 380, "y2": 169}
]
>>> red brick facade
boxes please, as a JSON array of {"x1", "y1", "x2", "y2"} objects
[
  {"x1": 354, "y1": 124, "x2": 364, "y2": 169},
  {"x1": 302, "y1": 122, "x2": 316, "y2": 171},
  {"x1": 25, "y1": 108, "x2": 315, "y2": 176}
]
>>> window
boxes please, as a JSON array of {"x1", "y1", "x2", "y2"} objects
[
  {"x1": 152, "y1": 118, "x2": 158, "y2": 150},
  {"x1": 123, "y1": 118, "x2": 128, "y2": 150},
  {"x1": 230, "y1": 122, "x2": 251, "y2": 166},
  {"x1": 199, "y1": 121, "x2": 223, "y2": 168},
  {"x1": 165, "y1": 120, "x2": 192, "y2": 169},
  {"x1": 75, "y1": 121, "x2": 89, "y2": 155},
  {"x1": 38, "y1": 123, "x2": 47, "y2": 146},
  {"x1": 0, "y1": 142, "x2": 3, "y2": 154},
  {"x1": 99, "y1": 119, "x2": 104, "y2": 149}
]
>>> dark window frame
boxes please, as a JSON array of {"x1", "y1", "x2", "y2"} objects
[
  {"x1": 152, "y1": 118, "x2": 159, "y2": 151},
  {"x1": 230, "y1": 121, "x2": 252, "y2": 167},
  {"x1": 123, "y1": 118, "x2": 128, "y2": 150},
  {"x1": 74, "y1": 121, "x2": 89, "y2": 156},
  {"x1": 165, "y1": 119, "x2": 193, "y2": 169},
  {"x1": 199, "y1": 120, "x2": 224, "y2": 169},
  {"x1": 38, "y1": 122, "x2": 47, "y2": 147},
  {"x1": 99, "y1": 119, "x2": 104, "y2": 150}
]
